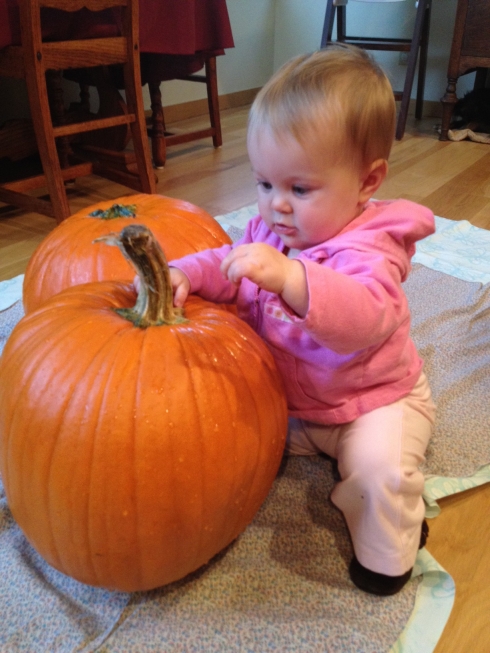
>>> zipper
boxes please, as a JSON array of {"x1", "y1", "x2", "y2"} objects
[{"x1": 252, "y1": 285, "x2": 261, "y2": 331}]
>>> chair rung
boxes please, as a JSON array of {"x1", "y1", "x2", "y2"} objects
[
  {"x1": 0, "y1": 186, "x2": 56, "y2": 217},
  {"x1": 174, "y1": 74, "x2": 207, "y2": 84},
  {"x1": 53, "y1": 114, "x2": 136, "y2": 138},
  {"x1": 342, "y1": 38, "x2": 412, "y2": 52},
  {"x1": 164, "y1": 128, "x2": 216, "y2": 146},
  {"x1": 43, "y1": 38, "x2": 128, "y2": 70},
  {"x1": 40, "y1": 0, "x2": 127, "y2": 10},
  {"x1": 1, "y1": 162, "x2": 93, "y2": 193},
  {"x1": 91, "y1": 162, "x2": 148, "y2": 191}
]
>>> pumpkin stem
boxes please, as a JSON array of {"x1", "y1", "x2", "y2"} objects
[{"x1": 98, "y1": 224, "x2": 187, "y2": 327}]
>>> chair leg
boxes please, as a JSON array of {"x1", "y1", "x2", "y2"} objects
[
  {"x1": 473, "y1": 67, "x2": 487, "y2": 90},
  {"x1": 440, "y1": 77, "x2": 458, "y2": 141},
  {"x1": 122, "y1": 44, "x2": 156, "y2": 192},
  {"x1": 415, "y1": 1, "x2": 431, "y2": 120},
  {"x1": 395, "y1": 0, "x2": 429, "y2": 140},
  {"x1": 149, "y1": 82, "x2": 167, "y2": 169},
  {"x1": 336, "y1": 5, "x2": 347, "y2": 41},
  {"x1": 205, "y1": 57, "x2": 222, "y2": 148},
  {"x1": 46, "y1": 70, "x2": 71, "y2": 169},
  {"x1": 24, "y1": 62, "x2": 71, "y2": 221},
  {"x1": 321, "y1": 0, "x2": 336, "y2": 48}
]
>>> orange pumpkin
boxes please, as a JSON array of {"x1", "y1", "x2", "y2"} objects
[
  {"x1": 23, "y1": 193, "x2": 231, "y2": 313},
  {"x1": 0, "y1": 225, "x2": 287, "y2": 592}
]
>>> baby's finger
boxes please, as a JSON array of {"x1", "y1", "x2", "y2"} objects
[
  {"x1": 220, "y1": 251, "x2": 238, "y2": 279},
  {"x1": 221, "y1": 252, "x2": 244, "y2": 284},
  {"x1": 173, "y1": 284, "x2": 188, "y2": 308}
]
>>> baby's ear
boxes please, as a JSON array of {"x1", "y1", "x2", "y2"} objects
[{"x1": 359, "y1": 159, "x2": 388, "y2": 203}]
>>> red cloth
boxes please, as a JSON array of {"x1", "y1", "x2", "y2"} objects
[
  {"x1": 138, "y1": 0, "x2": 235, "y2": 82},
  {"x1": 0, "y1": 0, "x2": 234, "y2": 54},
  {"x1": 140, "y1": 0, "x2": 234, "y2": 55}
]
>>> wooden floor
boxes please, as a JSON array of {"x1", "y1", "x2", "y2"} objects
[{"x1": 1, "y1": 106, "x2": 490, "y2": 651}]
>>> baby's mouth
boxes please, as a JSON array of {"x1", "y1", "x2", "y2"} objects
[{"x1": 274, "y1": 223, "x2": 296, "y2": 237}]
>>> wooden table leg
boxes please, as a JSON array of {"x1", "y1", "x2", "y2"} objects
[
  {"x1": 440, "y1": 77, "x2": 458, "y2": 141},
  {"x1": 149, "y1": 82, "x2": 166, "y2": 169}
]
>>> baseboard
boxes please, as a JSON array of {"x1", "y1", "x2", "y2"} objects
[
  {"x1": 149, "y1": 92, "x2": 443, "y2": 127},
  {"x1": 403, "y1": 99, "x2": 443, "y2": 119},
  {"x1": 420, "y1": 99, "x2": 444, "y2": 119},
  {"x1": 151, "y1": 88, "x2": 261, "y2": 125}
]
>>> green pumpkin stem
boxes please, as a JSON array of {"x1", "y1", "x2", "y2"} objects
[
  {"x1": 89, "y1": 203, "x2": 137, "y2": 220},
  {"x1": 100, "y1": 224, "x2": 187, "y2": 327}
]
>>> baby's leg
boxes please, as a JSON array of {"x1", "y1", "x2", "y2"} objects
[
  {"x1": 331, "y1": 373, "x2": 435, "y2": 581},
  {"x1": 286, "y1": 417, "x2": 335, "y2": 456}
]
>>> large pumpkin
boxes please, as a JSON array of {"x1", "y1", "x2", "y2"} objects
[
  {"x1": 23, "y1": 193, "x2": 231, "y2": 313},
  {"x1": 0, "y1": 225, "x2": 287, "y2": 592}
]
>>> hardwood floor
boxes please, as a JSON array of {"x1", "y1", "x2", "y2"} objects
[
  {"x1": 0, "y1": 108, "x2": 257, "y2": 282},
  {"x1": 2, "y1": 106, "x2": 490, "y2": 283},
  {"x1": 1, "y1": 106, "x2": 490, "y2": 651}
]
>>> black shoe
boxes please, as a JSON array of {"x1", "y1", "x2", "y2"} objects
[
  {"x1": 420, "y1": 519, "x2": 429, "y2": 549},
  {"x1": 349, "y1": 519, "x2": 429, "y2": 596},
  {"x1": 349, "y1": 557, "x2": 412, "y2": 596}
]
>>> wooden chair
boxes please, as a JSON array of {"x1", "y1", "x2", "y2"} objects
[
  {"x1": 321, "y1": 0, "x2": 432, "y2": 140},
  {"x1": 142, "y1": 53, "x2": 222, "y2": 169},
  {"x1": 439, "y1": 0, "x2": 490, "y2": 140},
  {"x1": 0, "y1": 0, "x2": 156, "y2": 223}
]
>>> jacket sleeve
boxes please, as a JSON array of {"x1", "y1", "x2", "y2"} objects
[
  {"x1": 170, "y1": 244, "x2": 239, "y2": 304},
  {"x1": 169, "y1": 215, "x2": 266, "y2": 304},
  {"x1": 282, "y1": 251, "x2": 410, "y2": 355},
  {"x1": 280, "y1": 199, "x2": 434, "y2": 354}
]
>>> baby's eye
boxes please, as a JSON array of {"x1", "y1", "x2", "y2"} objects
[
  {"x1": 257, "y1": 181, "x2": 272, "y2": 191},
  {"x1": 292, "y1": 185, "x2": 309, "y2": 196}
]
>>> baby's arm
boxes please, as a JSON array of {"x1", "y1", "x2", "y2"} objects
[
  {"x1": 220, "y1": 243, "x2": 308, "y2": 317},
  {"x1": 134, "y1": 244, "x2": 236, "y2": 306}
]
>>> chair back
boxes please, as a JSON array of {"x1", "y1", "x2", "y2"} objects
[{"x1": 0, "y1": 0, "x2": 155, "y2": 222}]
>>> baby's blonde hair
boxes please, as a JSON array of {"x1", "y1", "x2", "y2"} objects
[{"x1": 248, "y1": 44, "x2": 396, "y2": 170}]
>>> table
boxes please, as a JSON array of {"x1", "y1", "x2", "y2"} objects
[
  {"x1": 0, "y1": 0, "x2": 234, "y2": 56},
  {"x1": 0, "y1": 0, "x2": 234, "y2": 123},
  {"x1": 439, "y1": 0, "x2": 490, "y2": 140},
  {"x1": 0, "y1": 0, "x2": 234, "y2": 82}
]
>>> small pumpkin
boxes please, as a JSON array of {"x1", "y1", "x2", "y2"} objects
[
  {"x1": 0, "y1": 225, "x2": 287, "y2": 592},
  {"x1": 23, "y1": 193, "x2": 231, "y2": 313}
]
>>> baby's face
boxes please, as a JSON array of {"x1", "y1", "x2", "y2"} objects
[{"x1": 248, "y1": 130, "x2": 366, "y2": 250}]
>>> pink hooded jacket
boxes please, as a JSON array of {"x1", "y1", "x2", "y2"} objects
[{"x1": 171, "y1": 199, "x2": 435, "y2": 424}]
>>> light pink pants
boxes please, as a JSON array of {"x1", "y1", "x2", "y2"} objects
[{"x1": 287, "y1": 372, "x2": 435, "y2": 576}]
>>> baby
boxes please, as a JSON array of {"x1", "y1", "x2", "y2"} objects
[{"x1": 167, "y1": 44, "x2": 436, "y2": 596}]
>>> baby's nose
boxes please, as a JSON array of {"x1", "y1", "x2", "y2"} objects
[{"x1": 271, "y1": 193, "x2": 292, "y2": 213}]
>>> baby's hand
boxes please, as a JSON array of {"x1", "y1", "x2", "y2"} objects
[
  {"x1": 220, "y1": 243, "x2": 290, "y2": 295},
  {"x1": 132, "y1": 267, "x2": 190, "y2": 307},
  {"x1": 221, "y1": 243, "x2": 308, "y2": 317},
  {"x1": 170, "y1": 267, "x2": 191, "y2": 307}
]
